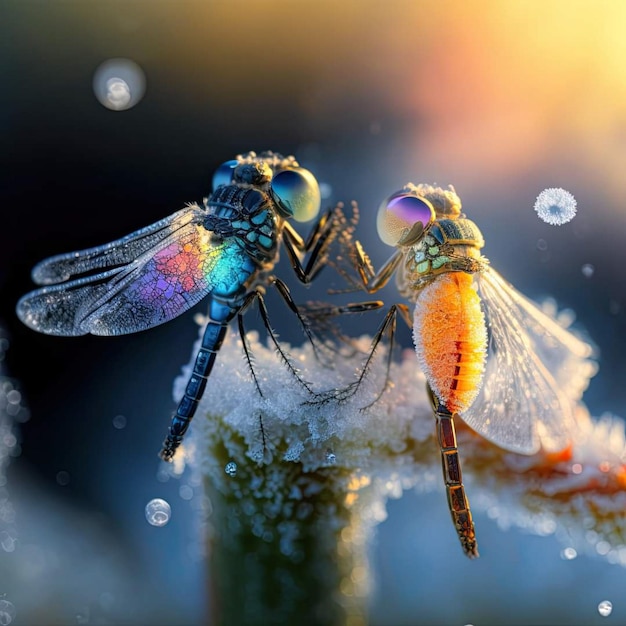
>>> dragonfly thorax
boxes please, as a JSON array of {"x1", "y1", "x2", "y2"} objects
[
  {"x1": 396, "y1": 217, "x2": 487, "y2": 299},
  {"x1": 205, "y1": 184, "x2": 281, "y2": 268}
]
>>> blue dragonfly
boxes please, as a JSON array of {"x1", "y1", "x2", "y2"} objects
[{"x1": 17, "y1": 151, "x2": 354, "y2": 461}]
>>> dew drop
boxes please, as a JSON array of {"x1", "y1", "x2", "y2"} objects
[
  {"x1": 598, "y1": 600, "x2": 613, "y2": 617},
  {"x1": 326, "y1": 450, "x2": 337, "y2": 465},
  {"x1": 179, "y1": 484, "x2": 193, "y2": 500},
  {"x1": 145, "y1": 498, "x2": 171, "y2": 527},
  {"x1": 56, "y1": 471, "x2": 70, "y2": 486},
  {"x1": 5, "y1": 391, "x2": 20, "y2": 405},
  {"x1": 0, "y1": 600, "x2": 16, "y2": 626},
  {"x1": 112, "y1": 414, "x2": 127, "y2": 429},
  {"x1": 93, "y1": 58, "x2": 146, "y2": 111},
  {"x1": 0, "y1": 530, "x2": 16, "y2": 553},
  {"x1": 561, "y1": 546, "x2": 577, "y2": 560},
  {"x1": 581, "y1": 263, "x2": 595, "y2": 278},
  {"x1": 224, "y1": 461, "x2": 238, "y2": 477}
]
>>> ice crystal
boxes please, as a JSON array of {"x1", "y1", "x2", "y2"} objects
[
  {"x1": 175, "y1": 313, "x2": 625, "y2": 566},
  {"x1": 534, "y1": 187, "x2": 577, "y2": 225}
]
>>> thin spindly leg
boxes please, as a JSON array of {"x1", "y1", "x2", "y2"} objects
[
  {"x1": 310, "y1": 303, "x2": 408, "y2": 405},
  {"x1": 282, "y1": 206, "x2": 346, "y2": 284},
  {"x1": 427, "y1": 385, "x2": 479, "y2": 558},
  {"x1": 237, "y1": 298, "x2": 269, "y2": 459},
  {"x1": 237, "y1": 292, "x2": 265, "y2": 398},
  {"x1": 269, "y1": 276, "x2": 321, "y2": 360},
  {"x1": 252, "y1": 289, "x2": 315, "y2": 395}
]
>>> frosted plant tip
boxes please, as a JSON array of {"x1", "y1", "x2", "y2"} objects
[{"x1": 534, "y1": 187, "x2": 577, "y2": 226}]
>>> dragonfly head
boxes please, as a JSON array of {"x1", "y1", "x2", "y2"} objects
[
  {"x1": 211, "y1": 153, "x2": 321, "y2": 223},
  {"x1": 404, "y1": 183, "x2": 462, "y2": 219},
  {"x1": 210, "y1": 157, "x2": 274, "y2": 190},
  {"x1": 376, "y1": 184, "x2": 462, "y2": 247},
  {"x1": 376, "y1": 191, "x2": 436, "y2": 247}
]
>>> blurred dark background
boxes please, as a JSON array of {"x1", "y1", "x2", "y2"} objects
[{"x1": 1, "y1": 1, "x2": 626, "y2": 625}]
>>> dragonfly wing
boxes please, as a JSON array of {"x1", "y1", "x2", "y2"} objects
[
  {"x1": 31, "y1": 205, "x2": 204, "y2": 285},
  {"x1": 461, "y1": 267, "x2": 597, "y2": 454},
  {"x1": 17, "y1": 210, "x2": 251, "y2": 336}
]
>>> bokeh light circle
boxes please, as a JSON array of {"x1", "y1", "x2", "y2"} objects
[{"x1": 93, "y1": 58, "x2": 146, "y2": 111}]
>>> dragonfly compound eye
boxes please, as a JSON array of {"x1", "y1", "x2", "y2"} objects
[
  {"x1": 211, "y1": 160, "x2": 238, "y2": 191},
  {"x1": 376, "y1": 193, "x2": 436, "y2": 246},
  {"x1": 270, "y1": 167, "x2": 321, "y2": 222}
]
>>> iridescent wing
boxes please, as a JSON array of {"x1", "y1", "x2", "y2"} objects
[
  {"x1": 31, "y1": 206, "x2": 202, "y2": 285},
  {"x1": 17, "y1": 204, "x2": 249, "y2": 336},
  {"x1": 461, "y1": 267, "x2": 597, "y2": 454}
]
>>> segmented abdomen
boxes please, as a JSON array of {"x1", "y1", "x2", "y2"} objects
[{"x1": 413, "y1": 272, "x2": 487, "y2": 413}]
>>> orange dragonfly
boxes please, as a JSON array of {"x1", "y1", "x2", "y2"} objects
[{"x1": 337, "y1": 183, "x2": 595, "y2": 557}]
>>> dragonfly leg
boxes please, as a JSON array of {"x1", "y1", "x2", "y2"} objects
[
  {"x1": 307, "y1": 303, "x2": 403, "y2": 406},
  {"x1": 427, "y1": 385, "x2": 479, "y2": 558},
  {"x1": 252, "y1": 288, "x2": 315, "y2": 395},
  {"x1": 282, "y1": 205, "x2": 346, "y2": 284},
  {"x1": 159, "y1": 303, "x2": 238, "y2": 462},
  {"x1": 269, "y1": 276, "x2": 320, "y2": 360}
]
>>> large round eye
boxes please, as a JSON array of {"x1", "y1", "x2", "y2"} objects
[
  {"x1": 376, "y1": 193, "x2": 435, "y2": 246},
  {"x1": 270, "y1": 167, "x2": 321, "y2": 222},
  {"x1": 211, "y1": 159, "x2": 238, "y2": 191}
]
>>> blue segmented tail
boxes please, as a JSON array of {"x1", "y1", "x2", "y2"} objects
[{"x1": 159, "y1": 316, "x2": 234, "y2": 461}]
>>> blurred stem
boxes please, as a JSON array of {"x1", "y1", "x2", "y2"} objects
[{"x1": 205, "y1": 433, "x2": 370, "y2": 626}]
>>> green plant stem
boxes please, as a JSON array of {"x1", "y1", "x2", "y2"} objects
[{"x1": 205, "y1": 436, "x2": 369, "y2": 626}]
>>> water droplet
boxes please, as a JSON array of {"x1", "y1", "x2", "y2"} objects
[
  {"x1": 581, "y1": 263, "x2": 595, "y2": 278},
  {"x1": 224, "y1": 461, "x2": 238, "y2": 477},
  {"x1": 326, "y1": 450, "x2": 337, "y2": 465},
  {"x1": 179, "y1": 484, "x2": 193, "y2": 500},
  {"x1": 0, "y1": 530, "x2": 16, "y2": 552},
  {"x1": 93, "y1": 58, "x2": 146, "y2": 111},
  {"x1": 56, "y1": 471, "x2": 70, "y2": 486},
  {"x1": 561, "y1": 547, "x2": 577, "y2": 560},
  {"x1": 0, "y1": 600, "x2": 16, "y2": 626},
  {"x1": 536, "y1": 238, "x2": 548, "y2": 251},
  {"x1": 145, "y1": 498, "x2": 171, "y2": 527},
  {"x1": 112, "y1": 414, "x2": 127, "y2": 429},
  {"x1": 598, "y1": 600, "x2": 613, "y2": 617},
  {"x1": 534, "y1": 188, "x2": 577, "y2": 226},
  {"x1": 6, "y1": 391, "x2": 20, "y2": 405}
]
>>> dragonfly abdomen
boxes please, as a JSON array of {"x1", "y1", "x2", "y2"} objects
[
  {"x1": 160, "y1": 310, "x2": 234, "y2": 461},
  {"x1": 413, "y1": 272, "x2": 487, "y2": 413}
]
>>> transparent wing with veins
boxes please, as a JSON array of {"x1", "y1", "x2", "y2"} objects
[
  {"x1": 462, "y1": 268, "x2": 597, "y2": 454},
  {"x1": 16, "y1": 203, "x2": 250, "y2": 336}
]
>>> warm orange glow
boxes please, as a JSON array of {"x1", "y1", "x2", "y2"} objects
[{"x1": 415, "y1": 272, "x2": 486, "y2": 413}]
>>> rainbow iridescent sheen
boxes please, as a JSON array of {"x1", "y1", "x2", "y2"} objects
[{"x1": 376, "y1": 193, "x2": 435, "y2": 246}]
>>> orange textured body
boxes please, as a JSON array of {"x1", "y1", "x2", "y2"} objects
[{"x1": 413, "y1": 272, "x2": 487, "y2": 413}]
